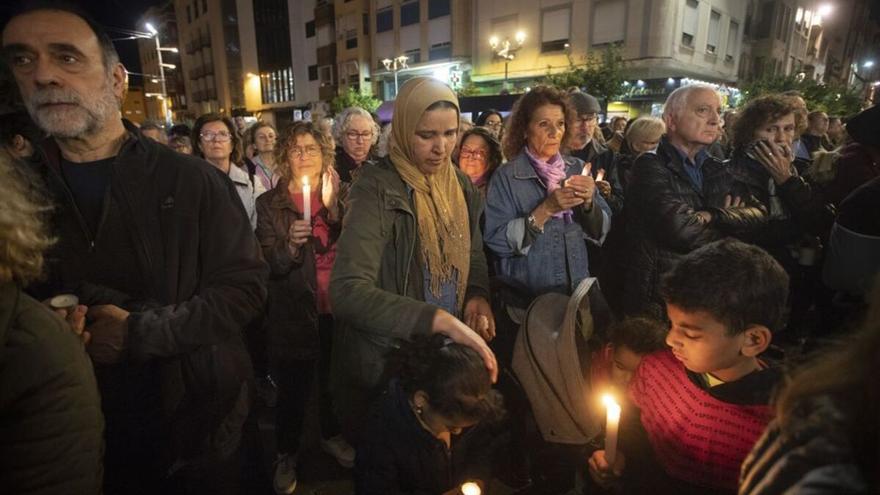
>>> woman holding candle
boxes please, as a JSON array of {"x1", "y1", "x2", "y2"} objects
[
  {"x1": 255, "y1": 121, "x2": 353, "y2": 494},
  {"x1": 483, "y1": 86, "x2": 611, "y2": 298},
  {"x1": 355, "y1": 334, "x2": 504, "y2": 495},
  {"x1": 329, "y1": 77, "x2": 497, "y2": 440}
]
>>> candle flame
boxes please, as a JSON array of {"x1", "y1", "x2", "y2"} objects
[
  {"x1": 602, "y1": 394, "x2": 621, "y2": 415},
  {"x1": 461, "y1": 482, "x2": 481, "y2": 495}
]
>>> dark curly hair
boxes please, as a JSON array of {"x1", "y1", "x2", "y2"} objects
[
  {"x1": 502, "y1": 86, "x2": 576, "y2": 159},
  {"x1": 608, "y1": 317, "x2": 668, "y2": 354},
  {"x1": 661, "y1": 239, "x2": 789, "y2": 335},
  {"x1": 389, "y1": 334, "x2": 505, "y2": 424},
  {"x1": 192, "y1": 113, "x2": 243, "y2": 165},
  {"x1": 453, "y1": 126, "x2": 503, "y2": 179},
  {"x1": 731, "y1": 95, "x2": 801, "y2": 149}
]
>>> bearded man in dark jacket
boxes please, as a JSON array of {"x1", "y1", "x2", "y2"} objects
[
  {"x1": 618, "y1": 85, "x2": 767, "y2": 318},
  {"x1": 3, "y1": 5, "x2": 268, "y2": 494}
]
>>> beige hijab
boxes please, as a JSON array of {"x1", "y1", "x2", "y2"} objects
[{"x1": 389, "y1": 77, "x2": 471, "y2": 310}]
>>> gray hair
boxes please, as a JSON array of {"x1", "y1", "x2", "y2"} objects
[
  {"x1": 662, "y1": 84, "x2": 718, "y2": 122},
  {"x1": 333, "y1": 107, "x2": 380, "y2": 146}
]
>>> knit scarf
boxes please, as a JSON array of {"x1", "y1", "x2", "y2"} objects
[
  {"x1": 525, "y1": 147, "x2": 571, "y2": 221},
  {"x1": 389, "y1": 77, "x2": 471, "y2": 310}
]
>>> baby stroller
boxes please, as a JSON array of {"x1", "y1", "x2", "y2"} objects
[{"x1": 496, "y1": 278, "x2": 613, "y2": 493}]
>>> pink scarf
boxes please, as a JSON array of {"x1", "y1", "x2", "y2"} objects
[{"x1": 525, "y1": 147, "x2": 571, "y2": 221}]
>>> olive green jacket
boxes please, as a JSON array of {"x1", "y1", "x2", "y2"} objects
[
  {"x1": 0, "y1": 283, "x2": 104, "y2": 494},
  {"x1": 329, "y1": 157, "x2": 490, "y2": 395}
]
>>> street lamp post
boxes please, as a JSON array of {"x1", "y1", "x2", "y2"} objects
[
  {"x1": 145, "y1": 22, "x2": 178, "y2": 126},
  {"x1": 489, "y1": 31, "x2": 526, "y2": 88},
  {"x1": 382, "y1": 55, "x2": 409, "y2": 98}
]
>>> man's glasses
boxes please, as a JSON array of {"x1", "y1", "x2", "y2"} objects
[
  {"x1": 200, "y1": 131, "x2": 232, "y2": 142},
  {"x1": 346, "y1": 131, "x2": 373, "y2": 142},
  {"x1": 291, "y1": 146, "x2": 321, "y2": 158},
  {"x1": 459, "y1": 148, "x2": 487, "y2": 160}
]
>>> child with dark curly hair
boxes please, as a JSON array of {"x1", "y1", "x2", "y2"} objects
[
  {"x1": 355, "y1": 334, "x2": 505, "y2": 495},
  {"x1": 589, "y1": 239, "x2": 788, "y2": 495}
]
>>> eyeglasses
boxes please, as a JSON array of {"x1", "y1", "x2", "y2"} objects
[
  {"x1": 484, "y1": 121, "x2": 502, "y2": 129},
  {"x1": 346, "y1": 131, "x2": 373, "y2": 141},
  {"x1": 200, "y1": 131, "x2": 232, "y2": 142},
  {"x1": 459, "y1": 148, "x2": 487, "y2": 160},
  {"x1": 290, "y1": 146, "x2": 321, "y2": 158},
  {"x1": 575, "y1": 115, "x2": 598, "y2": 125}
]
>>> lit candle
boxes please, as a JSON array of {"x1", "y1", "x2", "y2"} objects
[
  {"x1": 460, "y1": 481, "x2": 481, "y2": 495},
  {"x1": 302, "y1": 175, "x2": 311, "y2": 223},
  {"x1": 602, "y1": 394, "x2": 621, "y2": 465}
]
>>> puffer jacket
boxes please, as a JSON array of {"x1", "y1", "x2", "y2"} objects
[
  {"x1": 32, "y1": 121, "x2": 268, "y2": 469},
  {"x1": 620, "y1": 138, "x2": 767, "y2": 317},
  {"x1": 0, "y1": 283, "x2": 104, "y2": 495},
  {"x1": 739, "y1": 395, "x2": 872, "y2": 494},
  {"x1": 329, "y1": 157, "x2": 490, "y2": 408},
  {"x1": 255, "y1": 178, "x2": 347, "y2": 360}
]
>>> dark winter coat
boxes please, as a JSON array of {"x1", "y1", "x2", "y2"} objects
[
  {"x1": 739, "y1": 395, "x2": 873, "y2": 495},
  {"x1": 355, "y1": 380, "x2": 494, "y2": 495},
  {"x1": 0, "y1": 283, "x2": 104, "y2": 495},
  {"x1": 32, "y1": 121, "x2": 268, "y2": 468},
  {"x1": 619, "y1": 137, "x2": 767, "y2": 317},
  {"x1": 255, "y1": 178, "x2": 347, "y2": 361}
]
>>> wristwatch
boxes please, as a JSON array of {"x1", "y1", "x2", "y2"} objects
[{"x1": 527, "y1": 214, "x2": 543, "y2": 234}]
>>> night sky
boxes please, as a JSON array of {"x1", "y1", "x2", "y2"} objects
[{"x1": 1, "y1": 0, "x2": 164, "y2": 76}]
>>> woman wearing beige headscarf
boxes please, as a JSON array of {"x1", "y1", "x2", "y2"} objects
[{"x1": 330, "y1": 77, "x2": 497, "y2": 439}]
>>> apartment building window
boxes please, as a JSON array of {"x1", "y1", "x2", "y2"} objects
[
  {"x1": 404, "y1": 48, "x2": 421, "y2": 64},
  {"x1": 193, "y1": 0, "x2": 199, "y2": 19},
  {"x1": 308, "y1": 65, "x2": 319, "y2": 81},
  {"x1": 541, "y1": 6, "x2": 571, "y2": 52},
  {"x1": 592, "y1": 0, "x2": 626, "y2": 46},
  {"x1": 401, "y1": 0, "x2": 420, "y2": 27},
  {"x1": 306, "y1": 20, "x2": 315, "y2": 37},
  {"x1": 346, "y1": 30, "x2": 358, "y2": 49},
  {"x1": 186, "y1": 5, "x2": 192, "y2": 23},
  {"x1": 202, "y1": 0, "x2": 207, "y2": 14},
  {"x1": 776, "y1": 4, "x2": 791, "y2": 41},
  {"x1": 429, "y1": 42, "x2": 451, "y2": 60},
  {"x1": 726, "y1": 21, "x2": 739, "y2": 62},
  {"x1": 707, "y1": 10, "x2": 720, "y2": 54},
  {"x1": 428, "y1": 0, "x2": 451, "y2": 19},
  {"x1": 261, "y1": 67, "x2": 295, "y2": 104},
  {"x1": 377, "y1": 7, "x2": 393, "y2": 33},
  {"x1": 682, "y1": 0, "x2": 698, "y2": 47},
  {"x1": 319, "y1": 65, "x2": 334, "y2": 85}
]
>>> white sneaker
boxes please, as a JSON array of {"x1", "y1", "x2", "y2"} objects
[
  {"x1": 321, "y1": 435, "x2": 355, "y2": 468},
  {"x1": 273, "y1": 453, "x2": 297, "y2": 494}
]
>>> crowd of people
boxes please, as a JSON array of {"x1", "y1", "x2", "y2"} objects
[{"x1": 1, "y1": 3, "x2": 879, "y2": 495}]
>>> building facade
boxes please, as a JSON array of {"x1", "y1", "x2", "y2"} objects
[
  {"x1": 237, "y1": 0, "x2": 325, "y2": 127},
  {"x1": 173, "y1": 0, "x2": 245, "y2": 118},
  {"x1": 368, "y1": 0, "x2": 471, "y2": 99}
]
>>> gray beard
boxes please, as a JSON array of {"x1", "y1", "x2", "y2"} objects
[{"x1": 26, "y1": 81, "x2": 119, "y2": 139}]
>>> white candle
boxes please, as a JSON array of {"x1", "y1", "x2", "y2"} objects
[
  {"x1": 302, "y1": 175, "x2": 311, "y2": 223},
  {"x1": 602, "y1": 394, "x2": 621, "y2": 465},
  {"x1": 460, "y1": 482, "x2": 481, "y2": 495},
  {"x1": 596, "y1": 169, "x2": 606, "y2": 182}
]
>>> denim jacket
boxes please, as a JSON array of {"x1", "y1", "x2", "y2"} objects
[{"x1": 484, "y1": 151, "x2": 611, "y2": 296}]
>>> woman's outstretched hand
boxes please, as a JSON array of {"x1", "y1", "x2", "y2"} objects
[{"x1": 432, "y1": 309, "x2": 498, "y2": 383}]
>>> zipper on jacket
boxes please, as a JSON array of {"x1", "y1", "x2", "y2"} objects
[{"x1": 400, "y1": 202, "x2": 417, "y2": 297}]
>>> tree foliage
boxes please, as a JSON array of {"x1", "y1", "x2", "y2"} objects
[
  {"x1": 331, "y1": 87, "x2": 381, "y2": 114},
  {"x1": 545, "y1": 45, "x2": 626, "y2": 108},
  {"x1": 740, "y1": 75, "x2": 862, "y2": 116}
]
